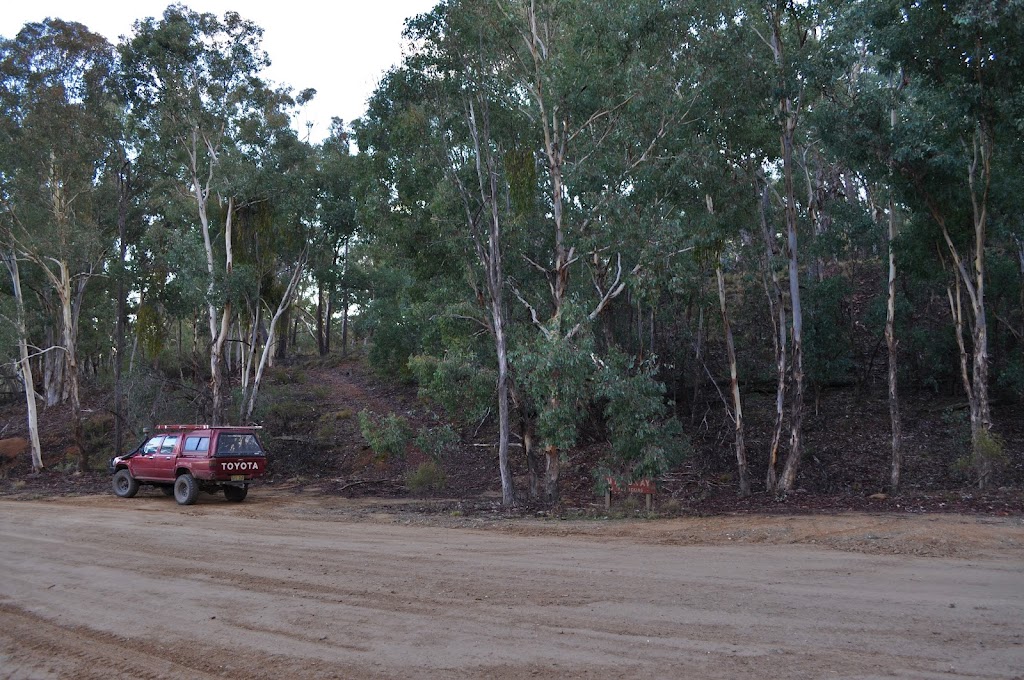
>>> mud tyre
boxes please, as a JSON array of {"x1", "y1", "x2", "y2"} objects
[
  {"x1": 224, "y1": 485, "x2": 248, "y2": 503},
  {"x1": 112, "y1": 469, "x2": 139, "y2": 498},
  {"x1": 174, "y1": 473, "x2": 199, "y2": 505}
]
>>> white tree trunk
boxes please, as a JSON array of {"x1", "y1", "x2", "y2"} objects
[
  {"x1": 886, "y1": 195, "x2": 903, "y2": 494},
  {"x1": 2, "y1": 252, "x2": 43, "y2": 472},
  {"x1": 717, "y1": 262, "x2": 749, "y2": 496},
  {"x1": 244, "y1": 256, "x2": 307, "y2": 422}
]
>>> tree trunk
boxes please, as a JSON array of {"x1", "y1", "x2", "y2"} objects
[
  {"x1": 886, "y1": 194, "x2": 903, "y2": 494},
  {"x1": 340, "y1": 289, "x2": 348, "y2": 357},
  {"x1": 778, "y1": 112, "x2": 806, "y2": 494},
  {"x1": 690, "y1": 299, "x2": 705, "y2": 424},
  {"x1": 764, "y1": 3, "x2": 807, "y2": 494},
  {"x1": 544, "y1": 445, "x2": 559, "y2": 504},
  {"x1": 759, "y1": 181, "x2": 787, "y2": 492},
  {"x1": 275, "y1": 303, "x2": 290, "y2": 362},
  {"x1": 114, "y1": 157, "x2": 130, "y2": 458},
  {"x1": 43, "y1": 323, "x2": 62, "y2": 407},
  {"x1": 947, "y1": 280, "x2": 973, "y2": 408},
  {"x1": 934, "y1": 129, "x2": 994, "y2": 488},
  {"x1": 210, "y1": 302, "x2": 232, "y2": 425},
  {"x1": 717, "y1": 262, "x2": 749, "y2": 496},
  {"x1": 3, "y1": 253, "x2": 44, "y2": 472},
  {"x1": 316, "y1": 281, "x2": 326, "y2": 356},
  {"x1": 521, "y1": 409, "x2": 542, "y2": 500},
  {"x1": 54, "y1": 262, "x2": 86, "y2": 471},
  {"x1": 494, "y1": 309, "x2": 514, "y2": 506},
  {"x1": 206, "y1": 197, "x2": 234, "y2": 426},
  {"x1": 244, "y1": 257, "x2": 307, "y2": 422},
  {"x1": 326, "y1": 290, "x2": 334, "y2": 355},
  {"x1": 460, "y1": 97, "x2": 515, "y2": 506}
]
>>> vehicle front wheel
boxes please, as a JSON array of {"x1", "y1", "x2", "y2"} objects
[
  {"x1": 223, "y1": 485, "x2": 248, "y2": 502},
  {"x1": 174, "y1": 473, "x2": 199, "y2": 505},
  {"x1": 112, "y1": 469, "x2": 139, "y2": 498}
]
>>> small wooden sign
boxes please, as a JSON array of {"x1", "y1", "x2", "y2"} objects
[{"x1": 605, "y1": 477, "x2": 655, "y2": 510}]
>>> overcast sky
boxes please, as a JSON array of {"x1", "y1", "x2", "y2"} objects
[{"x1": 0, "y1": 1, "x2": 438, "y2": 141}]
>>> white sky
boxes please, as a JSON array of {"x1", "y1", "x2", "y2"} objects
[{"x1": 0, "y1": 1, "x2": 439, "y2": 141}]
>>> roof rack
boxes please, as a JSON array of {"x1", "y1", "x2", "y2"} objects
[{"x1": 154, "y1": 424, "x2": 263, "y2": 431}]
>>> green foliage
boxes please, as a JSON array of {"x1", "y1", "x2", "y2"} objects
[
  {"x1": 804, "y1": 276, "x2": 855, "y2": 387},
  {"x1": 358, "y1": 410, "x2": 412, "y2": 462},
  {"x1": 82, "y1": 414, "x2": 115, "y2": 462},
  {"x1": 408, "y1": 352, "x2": 494, "y2": 426},
  {"x1": 997, "y1": 354, "x2": 1024, "y2": 401},
  {"x1": 504, "y1": 146, "x2": 537, "y2": 218},
  {"x1": 135, "y1": 303, "x2": 164, "y2": 360},
  {"x1": 595, "y1": 351, "x2": 688, "y2": 484},
  {"x1": 267, "y1": 366, "x2": 306, "y2": 385},
  {"x1": 513, "y1": 332, "x2": 596, "y2": 452},
  {"x1": 415, "y1": 425, "x2": 460, "y2": 462},
  {"x1": 972, "y1": 429, "x2": 1008, "y2": 480},
  {"x1": 405, "y1": 460, "x2": 447, "y2": 495},
  {"x1": 256, "y1": 397, "x2": 309, "y2": 436}
]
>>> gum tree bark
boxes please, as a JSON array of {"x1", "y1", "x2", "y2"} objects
[
  {"x1": 716, "y1": 257, "x2": 749, "y2": 496},
  {"x1": 758, "y1": 181, "x2": 788, "y2": 491},
  {"x1": 1, "y1": 251, "x2": 43, "y2": 472},
  {"x1": 886, "y1": 191, "x2": 902, "y2": 493}
]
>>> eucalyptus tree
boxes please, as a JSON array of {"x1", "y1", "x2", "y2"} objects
[
  {"x1": 122, "y1": 5, "x2": 297, "y2": 424},
  {"x1": 236, "y1": 106, "x2": 318, "y2": 422},
  {"x1": 356, "y1": 0, "x2": 693, "y2": 503},
  {"x1": 314, "y1": 120, "x2": 359, "y2": 357},
  {"x1": 357, "y1": 2, "x2": 522, "y2": 504},
  {"x1": 864, "y1": 0, "x2": 1024, "y2": 487},
  {"x1": 491, "y1": 0, "x2": 697, "y2": 501},
  {"x1": 810, "y1": 4, "x2": 908, "y2": 491},
  {"x1": 690, "y1": 0, "x2": 846, "y2": 493},
  {"x1": 0, "y1": 19, "x2": 119, "y2": 470},
  {"x1": 0, "y1": 252, "x2": 42, "y2": 471}
]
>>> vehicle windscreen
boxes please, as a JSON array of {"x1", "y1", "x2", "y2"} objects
[{"x1": 214, "y1": 433, "x2": 264, "y2": 457}]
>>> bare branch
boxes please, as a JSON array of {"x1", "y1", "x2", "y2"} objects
[{"x1": 510, "y1": 281, "x2": 553, "y2": 340}]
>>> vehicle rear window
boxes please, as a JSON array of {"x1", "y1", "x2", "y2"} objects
[
  {"x1": 214, "y1": 433, "x2": 264, "y2": 457},
  {"x1": 184, "y1": 436, "x2": 210, "y2": 452}
]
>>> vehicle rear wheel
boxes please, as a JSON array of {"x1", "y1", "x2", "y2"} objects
[
  {"x1": 174, "y1": 473, "x2": 199, "y2": 505},
  {"x1": 223, "y1": 485, "x2": 248, "y2": 502},
  {"x1": 112, "y1": 469, "x2": 139, "y2": 498}
]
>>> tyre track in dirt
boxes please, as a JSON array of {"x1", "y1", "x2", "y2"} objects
[{"x1": 2, "y1": 496, "x2": 1023, "y2": 679}]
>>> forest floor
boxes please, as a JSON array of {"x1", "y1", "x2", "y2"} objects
[
  {"x1": 2, "y1": 354, "x2": 1022, "y2": 516},
  {"x1": 1, "y1": 357, "x2": 1023, "y2": 676}
]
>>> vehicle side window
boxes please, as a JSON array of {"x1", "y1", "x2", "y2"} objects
[
  {"x1": 142, "y1": 437, "x2": 164, "y2": 454},
  {"x1": 161, "y1": 435, "x2": 179, "y2": 454},
  {"x1": 184, "y1": 436, "x2": 209, "y2": 452}
]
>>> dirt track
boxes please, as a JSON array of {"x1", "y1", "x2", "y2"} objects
[{"x1": 1, "y1": 491, "x2": 1023, "y2": 679}]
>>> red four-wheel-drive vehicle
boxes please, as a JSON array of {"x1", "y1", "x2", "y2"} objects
[{"x1": 110, "y1": 425, "x2": 267, "y2": 505}]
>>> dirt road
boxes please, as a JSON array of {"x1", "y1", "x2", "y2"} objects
[{"x1": 1, "y1": 491, "x2": 1022, "y2": 679}]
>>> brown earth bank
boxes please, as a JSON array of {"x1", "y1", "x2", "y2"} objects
[
  {"x1": 0, "y1": 356, "x2": 1022, "y2": 519},
  {"x1": 1, "y1": 492, "x2": 1023, "y2": 679}
]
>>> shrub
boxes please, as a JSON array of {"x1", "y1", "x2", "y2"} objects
[
  {"x1": 358, "y1": 410, "x2": 412, "y2": 462},
  {"x1": 594, "y1": 350, "x2": 689, "y2": 485},
  {"x1": 406, "y1": 460, "x2": 447, "y2": 495},
  {"x1": 415, "y1": 425, "x2": 459, "y2": 462},
  {"x1": 408, "y1": 352, "x2": 495, "y2": 427}
]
